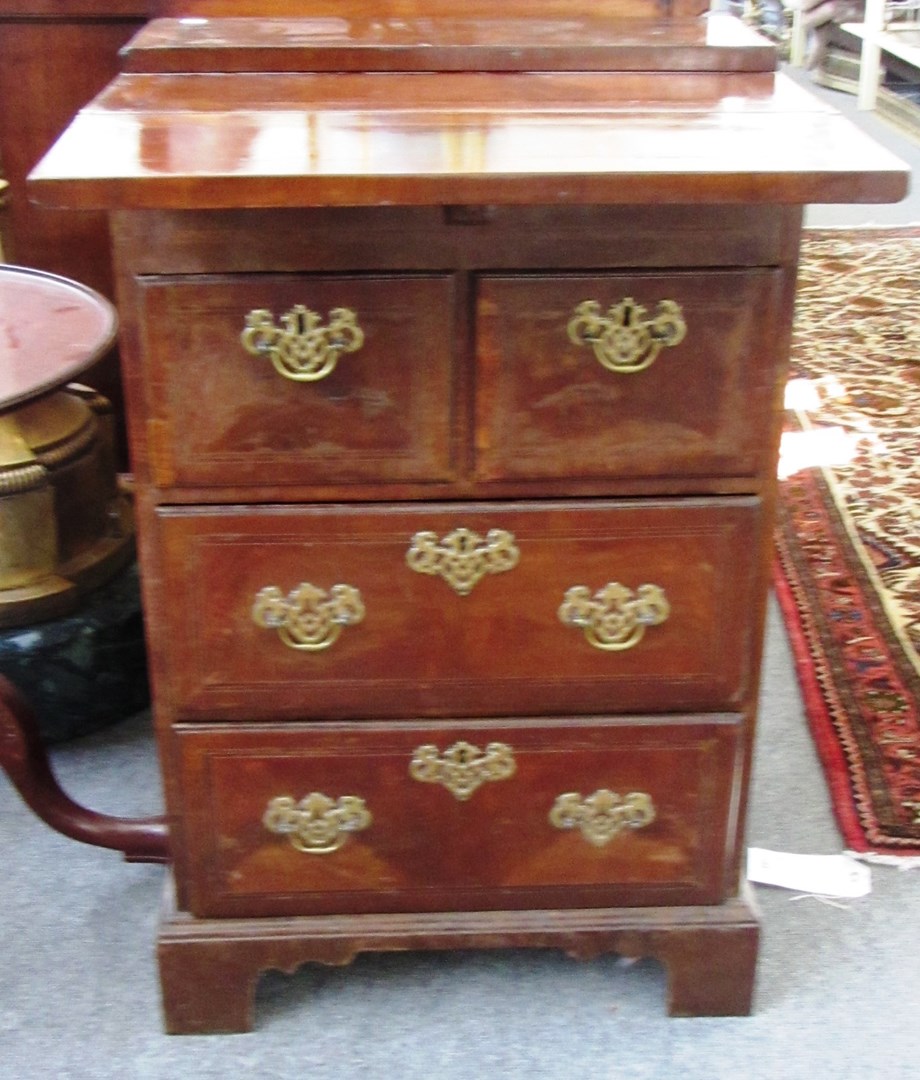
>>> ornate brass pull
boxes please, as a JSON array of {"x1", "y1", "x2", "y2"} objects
[
  {"x1": 263, "y1": 793, "x2": 371, "y2": 854},
  {"x1": 567, "y1": 297, "x2": 686, "y2": 374},
  {"x1": 252, "y1": 582, "x2": 365, "y2": 650},
  {"x1": 558, "y1": 582, "x2": 669, "y2": 651},
  {"x1": 240, "y1": 304, "x2": 364, "y2": 382},
  {"x1": 549, "y1": 790, "x2": 656, "y2": 847},
  {"x1": 409, "y1": 740, "x2": 517, "y2": 800},
  {"x1": 406, "y1": 527, "x2": 520, "y2": 595}
]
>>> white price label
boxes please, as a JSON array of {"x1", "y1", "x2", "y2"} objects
[{"x1": 747, "y1": 848, "x2": 872, "y2": 898}]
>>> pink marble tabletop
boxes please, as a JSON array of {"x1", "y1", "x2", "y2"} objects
[{"x1": 0, "y1": 265, "x2": 117, "y2": 409}]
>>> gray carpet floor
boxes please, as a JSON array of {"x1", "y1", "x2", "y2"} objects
[{"x1": 2, "y1": 64, "x2": 919, "y2": 1080}]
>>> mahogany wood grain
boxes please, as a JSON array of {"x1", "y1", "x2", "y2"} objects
[
  {"x1": 108, "y1": 204, "x2": 801, "y2": 505},
  {"x1": 112, "y1": 204, "x2": 802, "y2": 275},
  {"x1": 137, "y1": 273, "x2": 458, "y2": 488},
  {"x1": 476, "y1": 268, "x2": 786, "y2": 482},
  {"x1": 149, "y1": 498, "x2": 761, "y2": 720},
  {"x1": 0, "y1": 2, "x2": 147, "y2": 13},
  {"x1": 175, "y1": 715, "x2": 742, "y2": 918},
  {"x1": 156, "y1": 878, "x2": 760, "y2": 1032},
  {"x1": 154, "y1": 1, "x2": 713, "y2": 20},
  {"x1": 122, "y1": 13, "x2": 776, "y2": 74},
  {"x1": 28, "y1": 70, "x2": 909, "y2": 209},
  {"x1": 12, "y1": 8, "x2": 907, "y2": 1028},
  {"x1": 128, "y1": 267, "x2": 791, "y2": 490}
]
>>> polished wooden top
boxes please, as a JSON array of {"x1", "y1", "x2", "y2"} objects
[
  {"x1": 123, "y1": 13, "x2": 775, "y2": 73},
  {"x1": 0, "y1": 1, "x2": 150, "y2": 15},
  {"x1": 28, "y1": 61, "x2": 909, "y2": 209},
  {"x1": 154, "y1": 1, "x2": 712, "y2": 19},
  {"x1": 0, "y1": 265, "x2": 116, "y2": 409}
]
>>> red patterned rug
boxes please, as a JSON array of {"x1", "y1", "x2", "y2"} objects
[{"x1": 775, "y1": 227, "x2": 920, "y2": 857}]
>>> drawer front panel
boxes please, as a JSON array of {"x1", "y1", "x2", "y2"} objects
[
  {"x1": 476, "y1": 269, "x2": 785, "y2": 481},
  {"x1": 153, "y1": 498, "x2": 761, "y2": 719},
  {"x1": 137, "y1": 273, "x2": 456, "y2": 487},
  {"x1": 176, "y1": 716, "x2": 742, "y2": 918}
]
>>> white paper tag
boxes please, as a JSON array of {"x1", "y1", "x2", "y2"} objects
[{"x1": 747, "y1": 848, "x2": 872, "y2": 898}]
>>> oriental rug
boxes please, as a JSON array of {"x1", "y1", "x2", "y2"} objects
[{"x1": 775, "y1": 227, "x2": 920, "y2": 856}]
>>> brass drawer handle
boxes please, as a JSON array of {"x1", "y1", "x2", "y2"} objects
[
  {"x1": 558, "y1": 582, "x2": 669, "y2": 651},
  {"x1": 240, "y1": 304, "x2": 365, "y2": 382},
  {"x1": 263, "y1": 793, "x2": 371, "y2": 854},
  {"x1": 406, "y1": 527, "x2": 520, "y2": 595},
  {"x1": 567, "y1": 297, "x2": 686, "y2": 374},
  {"x1": 409, "y1": 740, "x2": 517, "y2": 800},
  {"x1": 549, "y1": 790, "x2": 656, "y2": 847},
  {"x1": 252, "y1": 582, "x2": 365, "y2": 650}
]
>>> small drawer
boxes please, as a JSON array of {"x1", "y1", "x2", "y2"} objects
[
  {"x1": 475, "y1": 269, "x2": 785, "y2": 481},
  {"x1": 151, "y1": 497, "x2": 762, "y2": 720},
  {"x1": 136, "y1": 273, "x2": 456, "y2": 488},
  {"x1": 175, "y1": 715, "x2": 742, "y2": 918}
]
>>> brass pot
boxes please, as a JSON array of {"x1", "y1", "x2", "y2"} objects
[{"x1": 0, "y1": 383, "x2": 133, "y2": 627}]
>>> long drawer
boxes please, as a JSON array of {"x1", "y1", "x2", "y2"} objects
[
  {"x1": 175, "y1": 715, "x2": 743, "y2": 918},
  {"x1": 150, "y1": 497, "x2": 763, "y2": 720}
]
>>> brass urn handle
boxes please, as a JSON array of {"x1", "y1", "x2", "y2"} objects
[
  {"x1": 549, "y1": 790, "x2": 656, "y2": 847},
  {"x1": 558, "y1": 582, "x2": 669, "y2": 651},
  {"x1": 263, "y1": 793, "x2": 371, "y2": 854},
  {"x1": 406, "y1": 527, "x2": 520, "y2": 595},
  {"x1": 567, "y1": 297, "x2": 686, "y2": 374},
  {"x1": 252, "y1": 582, "x2": 365, "y2": 650},
  {"x1": 240, "y1": 304, "x2": 365, "y2": 381},
  {"x1": 409, "y1": 740, "x2": 517, "y2": 800}
]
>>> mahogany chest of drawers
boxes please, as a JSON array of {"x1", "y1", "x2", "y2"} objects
[{"x1": 24, "y1": 4, "x2": 908, "y2": 1032}]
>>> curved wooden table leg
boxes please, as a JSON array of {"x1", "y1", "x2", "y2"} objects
[{"x1": 0, "y1": 673, "x2": 169, "y2": 863}]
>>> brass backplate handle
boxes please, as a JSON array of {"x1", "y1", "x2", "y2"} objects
[
  {"x1": 263, "y1": 793, "x2": 371, "y2": 853},
  {"x1": 409, "y1": 740, "x2": 517, "y2": 800},
  {"x1": 567, "y1": 297, "x2": 686, "y2": 374},
  {"x1": 252, "y1": 582, "x2": 365, "y2": 651},
  {"x1": 549, "y1": 790, "x2": 656, "y2": 846},
  {"x1": 240, "y1": 304, "x2": 364, "y2": 382},
  {"x1": 558, "y1": 582, "x2": 669, "y2": 651},
  {"x1": 406, "y1": 527, "x2": 520, "y2": 595}
]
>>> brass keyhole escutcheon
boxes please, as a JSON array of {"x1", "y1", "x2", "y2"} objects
[
  {"x1": 241, "y1": 304, "x2": 364, "y2": 382},
  {"x1": 406, "y1": 527, "x2": 520, "y2": 595},
  {"x1": 409, "y1": 740, "x2": 517, "y2": 800},
  {"x1": 567, "y1": 297, "x2": 686, "y2": 374}
]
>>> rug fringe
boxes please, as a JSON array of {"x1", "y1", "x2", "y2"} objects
[{"x1": 844, "y1": 850, "x2": 920, "y2": 870}]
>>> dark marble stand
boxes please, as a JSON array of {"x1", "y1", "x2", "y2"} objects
[{"x1": 0, "y1": 561, "x2": 148, "y2": 743}]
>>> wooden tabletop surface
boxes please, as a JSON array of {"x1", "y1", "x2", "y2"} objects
[
  {"x1": 122, "y1": 13, "x2": 776, "y2": 73},
  {"x1": 0, "y1": 265, "x2": 116, "y2": 409},
  {"x1": 28, "y1": 62, "x2": 909, "y2": 210}
]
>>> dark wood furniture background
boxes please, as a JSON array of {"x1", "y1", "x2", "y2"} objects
[
  {"x1": 0, "y1": 2, "x2": 151, "y2": 447},
  {"x1": 14, "y1": 1, "x2": 908, "y2": 1033}
]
